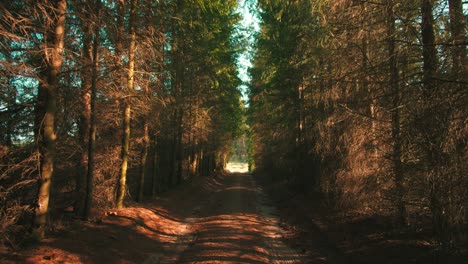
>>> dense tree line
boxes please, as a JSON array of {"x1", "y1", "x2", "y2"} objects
[
  {"x1": 0, "y1": 0, "x2": 243, "y2": 241},
  {"x1": 249, "y1": 0, "x2": 466, "y2": 250}
]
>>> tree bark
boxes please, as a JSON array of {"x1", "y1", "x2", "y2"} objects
[
  {"x1": 151, "y1": 134, "x2": 159, "y2": 196},
  {"x1": 32, "y1": 0, "x2": 67, "y2": 239},
  {"x1": 387, "y1": 0, "x2": 406, "y2": 226},
  {"x1": 448, "y1": 0, "x2": 466, "y2": 78},
  {"x1": 117, "y1": 104, "x2": 130, "y2": 209},
  {"x1": 116, "y1": 0, "x2": 137, "y2": 209},
  {"x1": 421, "y1": 0, "x2": 437, "y2": 92},
  {"x1": 176, "y1": 109, "x2": 184, "y2": 184},
  {"x1": 421, "y1": 0, "x2": 447, "y2": 247},
  {"x1": 84, "y1": 0, "x2": 100, "y2": 219},
  {"x1": 75, "y1": 19, "x2": 91, "y2": 218},
  {"x1": 138, "y1": 122, "x2": 149, "y2": 202},
  {"x1": 3, "y1": 71, "x2": 15, "y2": 147}
]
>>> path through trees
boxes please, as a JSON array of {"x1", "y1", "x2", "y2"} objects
[{"x1": 0, "y1": 0, "x2": 466, "y2": 261}]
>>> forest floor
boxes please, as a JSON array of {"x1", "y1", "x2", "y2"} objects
[{"x1": 1, "y1": 164, "x2": 466, "y2": 263}]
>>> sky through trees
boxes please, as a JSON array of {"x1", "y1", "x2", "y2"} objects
[{"x1": 235, "y1": 0, "x2": 260, "y2": 105}]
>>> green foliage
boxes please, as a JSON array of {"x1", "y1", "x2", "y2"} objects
[{"x1": 249, "y1": 0, "x2": 315, "y2": 182}]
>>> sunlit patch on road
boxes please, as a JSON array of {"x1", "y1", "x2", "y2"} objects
[
  {"x1": 226, "y1": 162, "x2": 249, "y2": 173},
  {"x1": 177, "y1": 173, "x2": 305, "y2": 263}
]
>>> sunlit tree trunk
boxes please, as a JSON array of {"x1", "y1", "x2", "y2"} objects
[
  {"x1": 138, "y1": 122, "x2": 149, "y2": 202},
  {"x1": 32, "y1": 0, "x2": 67, "y2": 239},
  {"x1": 198, "y1": 149, "x2": 204, "y2": 176},
  {"x1": 387, "y1": 0, "x2": 406, "y2": 226},
  {"x1": 113, "y1": 0, "x2": 124, "y2": 205},
  {"x1": 116, "y1": 0, "x2": 137, "y2": 209},
  {"x1": 117, "y1": 106, "x2": 131, "y2": 208},
  {"x1": 191, "y1": 145, "x2": 199, "y2": 177}
]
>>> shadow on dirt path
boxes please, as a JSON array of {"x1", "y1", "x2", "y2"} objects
[
  {"x1": 1, "y1": 172, "x2": 346, "y2": 263},
  {"x1": 173, "y1": 172, "x2": 308, "y2": 263}
]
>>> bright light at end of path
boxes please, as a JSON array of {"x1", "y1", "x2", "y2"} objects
[{"x1": 226, "y1": 162, "x2": 249, "y2": 173}]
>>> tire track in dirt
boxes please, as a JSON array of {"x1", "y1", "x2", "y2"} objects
[{"x1": 172, "y1": 173, "x2": 306, "y2": 263}]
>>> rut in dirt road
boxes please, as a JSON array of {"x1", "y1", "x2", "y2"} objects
[{"x1": 172, "y1": 172, "x2": 306, "y2": 263}]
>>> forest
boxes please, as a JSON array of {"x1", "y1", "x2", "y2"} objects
[
  {"x1": 0, "y1": 0, "x2": 466, "y2": 263},
  {"x1": 249, "y1": 0, "x2": 466, "y2": 251}
]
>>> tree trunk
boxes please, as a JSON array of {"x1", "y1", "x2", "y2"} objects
[
  {"x1": 387, "y1": 0, "x2": 406, "y2": 226},
  {"x1": 3, "y1": 73, "x2": 15, "y2": 147},
  {"x1": 360, "y1": 2, "x2": 378, "y2": 158},
  {"x1": 421, "y1": 0, "x2": 447, "y2": 247},
  {"x1": 115, "y1": 0, "x2": 124, "y2": 66},
  {"x1": 295, "y1": 82, "x2": 306, "y2": 186},
  {"x1": 116, "y1": 0, "x2": 137, "y2": 209},
  {"x1": 84, "y1": 0, "x2": 100, "y2": 219},
  {"x1": 117, "y1": 104, "x2": 130, "y2": 208},
  {"x1": 198, "y1": 149, "x2": 204, "y2": 176},
  {"x1": 191, "y1": 146, "x2": 199, "y2": 177},
  {"x1": 151, "y1": 134, "x2": 159, "y2": 196},
  {"x1": 448, "y1": 0, "x2": 466, "y2": 78},
  {"x1": 176, "y1": 110, "x2": 184, "y2": 184},
  {"x1": 75, "y1": 0, "x2": 100, "y2": 220},
  {"x1": 421, "y1": 0, "x2": 437, "y2": 92},
  {"x1": 75, "y1": 18, "x2": 91, "y2": 218},
  {"x1": 138, "y1": 122, "x2": 149, "y2": 202},
  {"x1": 138, "y1": 0, "x2": 159, "y2": 203},
  {"x1": 170, "y1": 110, "x2": 178, "y2": 186},
  {"x1": 32, "y1": 0, "x2": 66, "y2": 239}
]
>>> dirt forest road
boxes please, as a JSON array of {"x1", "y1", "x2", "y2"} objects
[
  {"x1": 4, "y1": 168, "x2": 463, "y2": 264},
  {"x1": 169, "y1": 171, "x2": 307, "y2": 263},
  {"x1": 137, "y1": 164, "x2": 344, "y2": 264},
  {"x1": 4, "y1": 166, "x2": 343, "y2": 264}
]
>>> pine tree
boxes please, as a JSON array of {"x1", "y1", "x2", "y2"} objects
[{"x1": 32, "y1": 0, "x2": 67, "y2": 239}]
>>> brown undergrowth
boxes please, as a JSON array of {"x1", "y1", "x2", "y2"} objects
[
  {"x1": 0, "y1": 173, "x2": 221, "y2": 264},
  {"x1": 254, "y1": 173, "x2": 468, "y2": 264}
]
